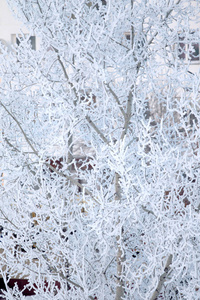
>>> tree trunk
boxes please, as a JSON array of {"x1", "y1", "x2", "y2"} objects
[
  {"x1": 150, "y1": 254, "x2": 173, "y2": 300},
  {"x1": 115, "y1": 173, "x2": 125, "y2": 300}
]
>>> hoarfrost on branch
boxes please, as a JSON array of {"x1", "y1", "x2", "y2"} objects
[{"x1": 0, "y1": 0, "x2": 200, "y2": 299}]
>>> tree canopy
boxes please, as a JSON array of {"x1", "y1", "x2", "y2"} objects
[{"x1": 0, "y1": 0, "x2": 200, "y2": 299}]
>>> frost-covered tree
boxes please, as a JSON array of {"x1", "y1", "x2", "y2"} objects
[{"x1": 1, "y1": 0, "x2": 200, "y2": 299}]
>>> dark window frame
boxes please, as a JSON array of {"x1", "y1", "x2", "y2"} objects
[{"x1": 15, "y1": 34, "x2": 36, "y2": 50}]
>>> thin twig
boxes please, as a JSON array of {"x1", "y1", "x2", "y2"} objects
[
  {"x1": 141, "y1": 205, "x2": 156, "y2": 217},
  {"x1": 0, "y1": 209, "x2": 19, "y2": 230}
]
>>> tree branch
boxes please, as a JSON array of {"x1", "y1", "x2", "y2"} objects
[
  {"x1": 4, "y1": 124, "x2": 99, "y2": 204},
  {"x1": 57, "y1": 55, "x2": 110, "y2": 146},
  {"x1": 148, "y1": 0, "x2": 181, "y2": 45},
  {"x1": 45, "y1": 162, "x2": 100, "y2": 205},
  {"x1": 141, "y1": 205, "x2": 156, "y2": 217},
  {"x1": 104, "y1": 83, "x2": 126, "y2": 118},
  {"x1": 0, "y1": 101, "x2": 38, "y2": 155},
  {"x1": 0, "y1": 209, "x2": 19, "y2": 230},
  {"x1": 120, "y1": 91, "x2": 133, "y2": 140},
  {"x1": 85, "y1": 115, "x2": 110, "y2": 145},
  {"x1": 150, "y1": 254, "x2": 173, "y2": 300},
  {"x1": 39, "y1": 252, "x2": 96, "y2": 300}
]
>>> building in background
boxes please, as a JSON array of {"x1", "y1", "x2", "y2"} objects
[{"x1": 0, "y1": 0, "x2": 38, "y2": 50}]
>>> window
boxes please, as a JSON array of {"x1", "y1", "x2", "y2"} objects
[
  {"x1": 124, "y1": 32, "x2": 147, "y2": 60},
  {"x1": 178, "y1": 32, "x2": 200, "y2": 62},
  {"x1": 94, "y1": 0, "x2": 107, "y2": 10},
  {"x1": 125, "y1": 32, "x2": 130, "y2": 41},
  {"x1": 12, "y1": 34, "x2": 36, "y2": 50}
]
